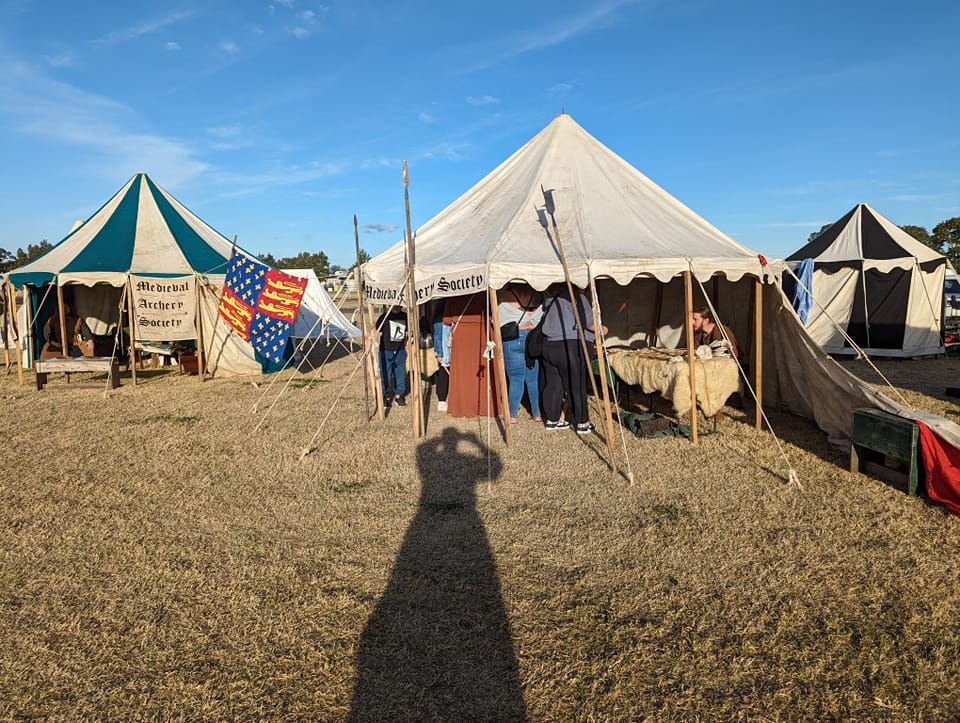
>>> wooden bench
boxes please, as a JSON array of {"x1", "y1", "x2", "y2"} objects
[
  {"x1": 850, "y1": 408, "x2": 921, "y2": 495},
  {"x1": 35, "y1": 357, "x2": 120, "y2": 391}
]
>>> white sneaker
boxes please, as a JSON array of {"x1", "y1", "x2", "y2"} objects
[{"x1": 437, "y1": 400, "x2": 448, "y2": 412}]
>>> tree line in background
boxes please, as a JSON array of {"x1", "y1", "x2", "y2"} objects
[
  {"x1": 809, "y1": 216, "x2": 960, "y2": 266},
  {"x1": 0, "y1": 241, "x2": 53, "y2": 273},
  {"x1": 257, "y1": 248, "x2": 370, "y2": 279}
]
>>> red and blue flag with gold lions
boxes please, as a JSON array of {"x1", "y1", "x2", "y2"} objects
[{"x1": 218, "y1": 250, "x2": 308, "y2": 371}]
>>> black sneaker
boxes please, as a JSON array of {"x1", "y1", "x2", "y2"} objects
[
  {"x1": 545, "y1": 420, "x2": 570, "y2": 430},
  {"x1": 575, "y1": 422, "x2": 596, "y2": 435},
  {"x1": 395, "y1": 395, "x2": 407, "y2": 407}
]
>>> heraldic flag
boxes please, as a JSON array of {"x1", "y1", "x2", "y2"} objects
[{"x1": 218, "y1": 250, "x2": 308, "y2": 372}]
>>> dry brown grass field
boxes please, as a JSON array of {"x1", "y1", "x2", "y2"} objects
[{"x1": 1, "y1": 351, "x2": 959, "y2": 719}]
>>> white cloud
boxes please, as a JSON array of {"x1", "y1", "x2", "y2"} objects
[
  {"x1": 164, "y1": 41, "x2": 181, "y2": 51},
  {"x1": 419, "y1": 141, "x2": 469, "y2": 161},
  {"x1": 93, "y1": 10, "x2": 194, "y2": 46},
  {"x1": 276, "y1": 0, "x2": 295, "y2": 6},
  {"x1": 250, "y1": 24, "x2": 264, "y2": 35},
  {"x1": 298, "y1": 10, "x2": 315, "y2": 21},
  {"x1": 362, "y1": 223, "x2": 399, "y2": 234},
  {"x1": 466, "y1": 95, "x2": 500, "y2": 106},
  {"x1": 42, "y1": 52, "x2": 74, "y2": 68},
  {"x1": 547, "y1": 82, "x2": 572, "y2": 98},
  {"x1": 219, "y1": 40, "x2": 239, "y2": 54},
  {"x1": 361, "y1": 157, "x2": 394, "y2": 170},
  {"x1": 267, "y1": 4, "x2": 276, "y2": 15},
  {"x1": 0, "y1": 60, "x2": 209, "y2": 188},
  {"x1": 418, "y1": 112, "x2": 436, "y2": 124},
  {"x1": 289, "y1": 26, "x2": 310, "y2": 39},
  {"x1": 207, "y1": 125, "x2": 242, "y2": 139}
]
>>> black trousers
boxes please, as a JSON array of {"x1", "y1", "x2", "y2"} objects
[
  {"x1": 541, "y1": 339, "x2": 589, "y2": 424},
  {"x1": 435, "y1": 366, "x2": 449, "y2": 402}
]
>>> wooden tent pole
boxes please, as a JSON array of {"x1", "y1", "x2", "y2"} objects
[
  {"x1": 2, "y1": 283, "x2": 9, "y2": 371},
  {"x1": 7, "y1": 282, "x2": 23, "y2": 386},
  {"x1": 650, "y1": 281, "x2": 664, "y2": 347},
  {"x1": 195, "y1": 277, "x2": 205, "y2": 383},
  {"x1": 488, "y1": 287, "x2": 513, "y2": 447},
  {"x1": 402, "y1": 161, "x2": 424, "y2": 439},
  {"x1": 126, "y1": 276, "x2": 138, "y2": 385},
  {"x1": 203, "y1": 234, "x2": 238, "y2": 382},
  {"x1": 354, "y1": 214, "x2": 372, "y2": 421},
  {"x1": 366, "y1": 303, "x2": 385, "y2": 420},
  {"x1": 754, "y1": 277, "x2": 763, "y2": 430},
  {"x1": 589, "y1": 276, "x2": 618, "y2": 473},
  {"x1": 24, "y1": 284, "x2": 34, "y2": 373},
  {"x1": 683, "y1": 270, "x2": 699, "y2": 444},
  {"x1": 541, "y1": 187, "x2": 615, "y2": 472},
  {"x1": 56, "y1": 281, "x2": 69, "y2": 359}
]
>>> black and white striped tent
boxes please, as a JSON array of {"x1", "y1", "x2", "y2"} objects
[{"x1": 787, "y1": 203, "x2": 949, "y2": 357}]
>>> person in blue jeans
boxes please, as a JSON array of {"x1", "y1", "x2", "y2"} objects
[
  {"x1": 498, "y1": 285, "x2": 543, "y2": 423},
  {"x1": 376, "y1": 305, "x2": 408, "y2": 406}
]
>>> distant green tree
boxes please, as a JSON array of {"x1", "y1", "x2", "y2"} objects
[
  {"x1": 0, "y1": 240, "x2": 52, "y2": 272},
  {"x1": 349, "y1": 248, "x2": 371, "y2": 271},
  {"x1": 257, "y1": 250, "x2": 332, "y2": 278},
  {"x1": 258, "y1": 252, "x2": 279, "y2": 267},
  {"x1": 900, "y1": 224, "x2": 939, "y2": 251},
  {"x1": 807, "y1": 224, "x2": 832, "y2": 243},
  {"x1": 933, "y1": 217, "x2": 960, "y2": 267}
]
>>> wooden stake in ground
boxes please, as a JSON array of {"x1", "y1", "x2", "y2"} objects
[
  {"x1": 202, "y1": 234, "x2": 238, "y2": 382},
  {"x1": 588, "y1": 275, "x2": 619, "y2": 473},
  {"x1": 540, "y1": 186, "x2": 616, "y2": 472},
  {"x1": 354, "y1": 214, "x2": 372, "y2": 421},
  {"x1": 683, "y1": 269, "x2": 699, "y2": 444},
  {"x1": 754, "y1": 276, "x2": 763, "y2": 431},
  {"x1": 195, "y1": 277, "x2": 205, "y2": 383},
  {"x1": 365, "y1": 303, "x2": 386, "y2": 421},
  {"x1": 126, "y1": 276, "x2": 138, "y2": 385},
  {"x1": 402, "y1": 161, "x2": 425, "y2": 439},
  {"x1": 488, "y1": 287, "x2": 513, "y2": 447}
]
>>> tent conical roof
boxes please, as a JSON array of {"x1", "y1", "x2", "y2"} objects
[
  {"x1": 787, "y1": 203, "x2": 946, "y2": 269},
  {"x1": 8, "y1": 173, "x2": 238, "y2": 287},
  {"x1": 363, "y1": 114, "x2": 766, "y2": 302}
]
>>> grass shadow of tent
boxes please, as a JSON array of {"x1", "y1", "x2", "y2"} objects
[{"x1": 348, "y1": 427, "x2": 526, "y2": 721}]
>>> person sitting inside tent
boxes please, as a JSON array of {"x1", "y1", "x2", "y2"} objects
[
  {"x1": 41, "y1": 302, "x2": 93, "y2": 359},
  {"x1": 377, "y1": 305, "x2": 408, "y2": 407},
  {"x1": 691, "y1": 306, "x2": 739, "y2": 361}
]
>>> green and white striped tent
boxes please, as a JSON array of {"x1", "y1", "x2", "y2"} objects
[
  {"x1": 7, "y1": 172, "x2": 237, "y2": 288},
  {"x1": 4, "y1": 172, "x2": 263, "y2": 375}
]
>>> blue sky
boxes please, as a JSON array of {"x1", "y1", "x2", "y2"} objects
[{"x1": 1, "y1": 0, "x2": 958, "y2": 266}]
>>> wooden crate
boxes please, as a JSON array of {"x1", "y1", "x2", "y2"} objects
[{"x1": 850, "y1": 408, "x2": 922, "y2": 495}]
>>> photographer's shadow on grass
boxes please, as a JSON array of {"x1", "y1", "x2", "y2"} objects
[{"x1": 349, "y1": 427, "x2": 527, "y2": 722}]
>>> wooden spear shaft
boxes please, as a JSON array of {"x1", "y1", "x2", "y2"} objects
[
  {"x1": 402, "y1": 161, "x2": 425, "y2": 439},
  {"x1": 541, "y1": 187, "x2": 615, "y2": 471},
  {"x1": 354, "y1": 214, "x2": 372, "y2": 420}
]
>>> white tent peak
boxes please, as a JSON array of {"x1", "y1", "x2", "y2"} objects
[{"x1": 363, "y1": 113, "x2": 766, "y2": 300}]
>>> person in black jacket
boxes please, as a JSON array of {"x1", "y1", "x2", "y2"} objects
[{"x1": 376, "y1": 305, "x2": 408, "y2": 406}]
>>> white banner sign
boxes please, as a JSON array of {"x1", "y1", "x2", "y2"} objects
[
  {"x1": 363, "y1": 268, "x2": 487, "y2": 306},
  {"x1": 131, "y1": 275, "x2": 196, "y2": 341}
]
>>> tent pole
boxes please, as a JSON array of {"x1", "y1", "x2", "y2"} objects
[
  {"x1": 354, "y1": 214, "x2": 372, "y2": 421},
  {"x1": 683, "y1": 270, "x2": 699, "y2": 444},
  {"x1": 754, "y1": 277, "x2": 763, "y2": 431},
  {"x1": 24, "y1": 285, "x2": 34, "y2": 373},
  {"x1": 366, "y1": 303, "x2": 385, "y2": 420},
  {"x1": 195, "y1": 278, "x2": 206, "y2": 383},
  {"x1": 589, "y1": 276, "x2": 619, "y2": 473},
  {"x1": 540, "y1": 187, "x2": 615, "y2": 471},
  {"x1": 488, "y1": 287, "x2": 513, "y2": 447},
  {"x1": 56, "y1": 280, "x2": 69, "y2": 360},
  {"x1": 860, "y1": 269, "x2": 872, "y2": 350},
  {"x1": 650, "y1": 281, "x2": 664, "y2": 347},
  {"x1": 126, "y1": 276, "x2": 138, "y2": 385},
  {"x1": 7, "y1": 282, "x2": 23, "y2": 386},
  {"x1": 402, "y1": 161, "x2": 425, "y2": 439},
  {"x1": 204, "y1": 234, "x2": 238, "y2": 382},
  {"x1": 2, "y1": 283, "x2": 9, "y2": 371}
]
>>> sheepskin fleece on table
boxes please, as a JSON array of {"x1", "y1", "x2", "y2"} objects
[{"x1": 606, "y1": 350, "x2": 741, "y2": 417}]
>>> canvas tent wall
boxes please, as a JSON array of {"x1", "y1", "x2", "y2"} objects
[
  {"x1": 4, "y1": 172, "x2": 261, "y2": 376},
  {"x1": 282, "y1": 268, "x2": 361, "y2": 340},
  {"x1": 786, "y1": 203, "x2": 948, "y2": 357},
  {"x1": 362, "y1": 114, "x2": 960, "y2": 449}
]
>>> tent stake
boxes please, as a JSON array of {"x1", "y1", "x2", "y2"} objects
[
  {"x1": 754, "y1": 276, "x2": 763, "y2": 430},
  {"x1": 488, "y1": 287, "x2": 513, "y2": 447},
  {"x1": 365, "y1": 303, "x2": 386, "y2": 420},
  {"x1": 402, "y1": 161, "x2": 425, "y2": 439},
  {"x1": 126, "y1": 276, "x2": 138, "y2": 385},
  {"x1": 683, "y1": 270, "x2": 699, "y2": 444},
  {"x1": 354, "y1": 214, "x2": 372, "y2": 421},
  {"x1": 589, "y1": 276, "x2": 619, "y2": 473}
]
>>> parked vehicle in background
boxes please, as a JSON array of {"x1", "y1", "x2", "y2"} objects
[{"x1": 945, "y1": 271, "x2": 960, "y2": 337}]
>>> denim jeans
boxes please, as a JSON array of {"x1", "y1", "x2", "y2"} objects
[
  {"x1": 503, "y1": 330, "x2": 540, "y2": 418},
  {"x1": 380, "y1": 347, "x2": 407, "y2": 398}
]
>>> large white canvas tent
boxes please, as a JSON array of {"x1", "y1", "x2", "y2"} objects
[
  {"x1": 363, "y1": 114, "x2": 960, "y2": 452},
  {"x1": 3, "y1": 172, "x2": 263, "y2": 376},
  {"x1": 786, "y1": 203, "x2": 949, "y2": 357}
]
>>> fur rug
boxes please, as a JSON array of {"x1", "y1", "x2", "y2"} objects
[{"x1": 606, "y1": 349, "x2": 741, "y2": 417}]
